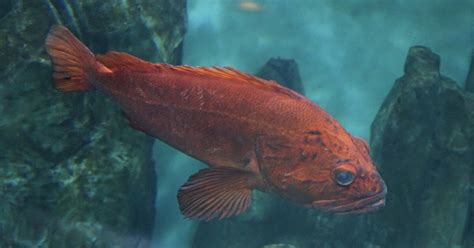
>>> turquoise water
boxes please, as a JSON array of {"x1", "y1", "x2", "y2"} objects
[{"x1": 1, "y1": 0, "x2": 473, "y2": 247}]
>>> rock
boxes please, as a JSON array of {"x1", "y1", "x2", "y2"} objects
[
  {"x1": 0, "y1": 0, "x2": 186, "y2": 247},
  {"x1": 44, "y1": 0, "x2": 186, "y2": 65},
  {"x1": 465, "y1": 52, "x2": 474, "y2": 92},
  {"x1": 369, "y1": 46, "x2": 473, "y2": 247},
  {"x1": 256, "y1": 58, "x2": 305, "y2": 95}
]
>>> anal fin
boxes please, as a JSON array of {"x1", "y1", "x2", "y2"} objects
[{"x1": 177, "y1": 167, "x2": 256, "y2": 221}]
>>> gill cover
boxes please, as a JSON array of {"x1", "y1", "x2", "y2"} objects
[{"x1": 255, "y1": 135, "x2": 331, "y2": 203}]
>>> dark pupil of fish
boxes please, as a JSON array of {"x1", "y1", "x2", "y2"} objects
[{"x1": 335, "y1": 170, "x2": 354, "y2": 186}]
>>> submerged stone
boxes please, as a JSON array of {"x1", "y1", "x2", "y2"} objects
[
  {"x1": 0, "y1": 0, "x2": 186, "y2": 247},
  {"x1": 256, "y1": 58, "x2": 305, "y2": 95},
  {"x1": 369, "y1": 46, "x2": 473, "y2": 247}
]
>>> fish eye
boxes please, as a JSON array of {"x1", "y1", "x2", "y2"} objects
[
  {"x1": 334, "y1": 169, "x2": 355, "y2": 186},
  {"x1": 332, "y1": 163, "x2": 357, "y2": 186}
]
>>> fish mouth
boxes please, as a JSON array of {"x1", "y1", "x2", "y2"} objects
[{"x1": 311, "y1": 185, "x2": 387, "y2": 214}]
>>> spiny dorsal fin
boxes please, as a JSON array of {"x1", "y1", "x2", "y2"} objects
[
  {"x1": 177, "y1": 166, "x2": 255, "y2": 221},
  {"x1": 164, "y1": 65, "x2": 305, "y2": 100},
  {"x1": 96, "y1": 51, "x2": 158, "y2": 72}
]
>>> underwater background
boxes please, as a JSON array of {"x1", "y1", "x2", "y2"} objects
[{"x1": 0, "y1": 0, "x2": 473, "y2": 247}]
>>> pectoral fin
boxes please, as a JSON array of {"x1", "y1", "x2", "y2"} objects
[{"x1": 177, "y1": 167, "x2": 256, "y2": 221}]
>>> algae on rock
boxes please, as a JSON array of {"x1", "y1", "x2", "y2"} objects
[{"x1": 0, "y1": 0, "x2": 186, "y2": 247}]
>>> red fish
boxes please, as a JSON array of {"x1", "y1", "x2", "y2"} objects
[{"x1": 45, "y1": 25, "x2": 386, "y2": 221}]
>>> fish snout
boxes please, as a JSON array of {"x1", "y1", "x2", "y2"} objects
[
  {"x1": 338, "y1": 171, "x2": 387, "y2": 214},
  {"x1": 377, "y1": 176, "x2": 387, "y2": 197},
  {"x1": 360, "y1": 171, "x2": 386, "y2": 197}
]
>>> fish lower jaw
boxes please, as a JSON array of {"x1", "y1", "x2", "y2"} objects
[
  {"x1": 311, "y1": 189, "x2": 387, "y2": 214},
  {"x1": 332, "y1": 198, "x2": 385, "y2": 214}
]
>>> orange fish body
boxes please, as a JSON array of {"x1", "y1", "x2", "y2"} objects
[{"x1": 46, "y1": 26, "x2": 386, "y2": 220}]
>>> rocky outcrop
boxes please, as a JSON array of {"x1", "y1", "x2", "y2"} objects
[
  {"x1": 369, "y1": 46, "x2": 473, "y2": 247},
  {"x1": 256, "y1": 58, "x2": 305, "y2": 95},
  {"x1": 0, "y1": 0, "x2": 186, "y2": 247}
]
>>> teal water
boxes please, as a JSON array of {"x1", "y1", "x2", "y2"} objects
[{"x1": 1, "y1": 0, "x2": 473, "y2": 247}]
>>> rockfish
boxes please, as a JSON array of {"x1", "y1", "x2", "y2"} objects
[{"x1": 45, "y1": 25, "x2": 387, "y2": 221}]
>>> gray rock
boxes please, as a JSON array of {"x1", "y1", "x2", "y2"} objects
[
  {"x1": 369, "y1": 46, "x2": 473, "y2": 247},
  {"x1": 256, "y1": 58, "x2": 305, "y2": 95},
  {"x1": 0, "y1": 0, "x2": 186, "y2": 247}
]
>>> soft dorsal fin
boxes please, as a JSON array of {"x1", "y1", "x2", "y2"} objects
[
  {"x1": 96, "y1": 51, "x2": 158, "y2": 72},
  {"x1": 164, "y1": 65, "x2": 305, "y2": 100}
]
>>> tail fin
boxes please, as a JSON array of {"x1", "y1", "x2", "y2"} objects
[{"x1": 45, "y1": 25, "x2": 110, "y2": 92}]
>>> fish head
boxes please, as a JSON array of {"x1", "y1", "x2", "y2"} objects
[{"x1": 256, "y1": 133, "x2": 386, "y2": 214}]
